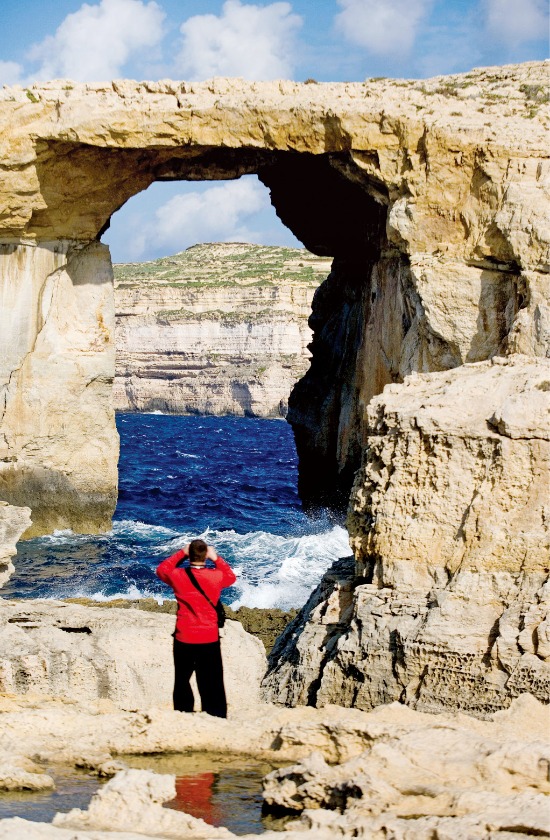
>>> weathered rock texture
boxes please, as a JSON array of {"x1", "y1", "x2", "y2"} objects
[
  {"x1": 0, "y1": 241, "x2": 117, "y2": 537},
  {"x1": 0, "y1": 599, "x2": 266, "y2": 712},
  {"x1": 114, "y1": 243, "x2": 329, "y2": 417},
  {"x1": 264, "y1": 356, "x2": 550, "y2": 714},
  {"x1": 262, "y1": 695, "x2": 550, "y2": 837},
  {"x1": 0, "y1": 695, "x2": 547, "y2": 838},
  {"x1": 65, "y1": 596, "x2": 299, "y2": 655},
  {"x1": 0, "y1": 502, "x2": 31, "y2": 587},
  {"x1": 0, "y1": 62, "x2": 548, "y2": 531},
  {"x1": 54, "y1": 769, "x2": 234, "y2": 839}
]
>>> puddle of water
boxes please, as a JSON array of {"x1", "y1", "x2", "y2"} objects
[
  {"x1": 0, "y1": 766, "x2": 106, "y2": 823},
  {"x1": 0, "y1": 754, "x2": 290, "y2": 835},
  {"x1": 124, "y1": 752, "x2": 288, "y2": 835}
]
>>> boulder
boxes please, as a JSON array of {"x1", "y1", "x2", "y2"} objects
[
  {"x1": 0, "y1": 599, "x2": 266, "y2": 712},
  {"x1": 264, "y1": 356, "x2": 550, "y2": 714}
]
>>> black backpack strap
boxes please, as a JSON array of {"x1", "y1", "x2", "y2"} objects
[{"x1": 185, "y1": 567, "x2": 218, "y2": 609}]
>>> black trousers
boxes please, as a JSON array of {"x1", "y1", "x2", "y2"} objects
[{"x1": 173, "y1": 638, "x2": 227, "y2": 718}]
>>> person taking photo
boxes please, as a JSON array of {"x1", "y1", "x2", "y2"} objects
[{"x1": 156, "y1": 538, "x2": 236, "y2": 718}]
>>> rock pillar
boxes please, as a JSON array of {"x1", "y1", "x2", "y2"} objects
[{"x1": 0, "y1": 241, "x2": 117, "y2": 537}]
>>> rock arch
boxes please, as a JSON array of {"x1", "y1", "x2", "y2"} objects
[{"x1": 0, "y1": 66, "x2": 548, "y2": 535}]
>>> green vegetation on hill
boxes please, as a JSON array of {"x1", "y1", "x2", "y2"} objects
[
  {"x1": 158, "y1": 308, "x2": 301, "y2": 323},
  {"x1": 114, "y1": 242, "x2": 332, "y2": 288}
]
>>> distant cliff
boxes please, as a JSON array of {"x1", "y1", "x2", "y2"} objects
[{"x1": 113, "y1": 243, "x2": 331, "y2": 417}]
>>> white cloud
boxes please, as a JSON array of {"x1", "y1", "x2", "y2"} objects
[
  {"x1": 335, "y1": 0, "x2": 432, "y2": 56},
  {"x1": 0, "y1": 61, "x2": 23, "y2": 86},
  {"x1": 484, "y1": 0, "x2": 549, "y2": 43},
  {"x1": 26, "y1": 0, "x2": 165, "y2": 83},
  {"x1": 130, "y1": 179, "x2": 269, "y2": 258},
  {"x1": 176, "y1": 0, "x2": 303, "y2": 81}
]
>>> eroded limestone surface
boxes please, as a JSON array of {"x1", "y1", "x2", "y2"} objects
[
  {"x1": 264, "y1": 357, "x2": 550, "y2": 714},
  {"x1": 262, "y1": 696, "x2": 550, "y2": 837},
  {"x1": 0, "y1": 502, "x2": 31, "y2": 587},
  {"x1": 0, "y1": 599, "x2": 266, "y2": 711},
  {"x1": 0, "y1": 695, "x2": 547, "y2": 839},
  {"x1": 0, "y1": 241, "x2": 117, "y2": 537},
  {"x1": 0, "y1": 62, "x2": 548, "y2": 528}
]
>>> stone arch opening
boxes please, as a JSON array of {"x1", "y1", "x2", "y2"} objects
[
  {"x1": 2, "y1": 140, "x2": 391, "y2": 536},
  {"x1": 106, "y1": 173, "x2": 314, "y2": 419},
  {"x1": 96, "y1": 154, "x2": 390, "y2": 517}
]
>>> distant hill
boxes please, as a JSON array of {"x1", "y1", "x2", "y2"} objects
[{"x1": 113, "y1": 243, "x2": 332, "y2": 417}]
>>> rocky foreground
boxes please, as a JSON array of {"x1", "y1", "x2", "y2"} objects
[
  {"x1": 0, "y1": 596, "x2": 548, "y2": 839},
  {"x1": 0, "y1": 696, "x2": 547, "y2": 839},
  {"x1": 114, "y1": 244, "x2": 330, "y2": 417}
]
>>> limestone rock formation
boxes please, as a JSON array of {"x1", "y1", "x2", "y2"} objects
[
  {"x1": 0, "y1": 761, "x2": 54, "y2": 792},
  {"x1": 0, "y1": 241, "x2": 117, "y2": 537},
  {"x1": 262, "y1": 696, "x2": 550, "y2": 837},
  {"x1": 114, "y1": 244, "x2": 329, "y2": 417},
  {"x1": 0, "y1": 62, "x2": 548, "y2": 531},
  {"x1": 0, "y1": 599, "x2": 266, "y2": 712},
  {"x1": 63, "y1": 596, "x2": 299, "y2": 655},
  {"x1": 0, "y1": 502, "x2": 31, "y2": 587},
  {"x1": 264, "y1": 356, "x2": 550, "y2": 714},
  {"x1": 0, "y1": 695, "x2": 547, "y2": 838}
]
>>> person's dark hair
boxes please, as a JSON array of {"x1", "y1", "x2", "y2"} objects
[{"x1": 189, "y1": 539, "x2": 208, "y2": 564}]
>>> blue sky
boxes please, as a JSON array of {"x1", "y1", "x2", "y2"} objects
[{"x1": 2, "y1": 0, "x2": 548, "y2": 262}]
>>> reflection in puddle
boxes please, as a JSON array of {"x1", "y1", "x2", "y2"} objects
[
  {"x1": 172, "y1": 772, "x2": 221, "y2": 825},
  {"x1": 0, "y1": 754, "x2": 290, "y2": 835},
  {"x1": 124, "y1": 753, "x2": 289, "y2": 834}
]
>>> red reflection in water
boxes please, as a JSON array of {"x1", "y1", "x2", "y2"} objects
[{"x1": 166, "y1": 772, "x2": 223, "y2": 825}]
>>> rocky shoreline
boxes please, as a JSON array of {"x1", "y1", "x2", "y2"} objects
[
  {"x1": 0, "y1": 663, "x2": 548, "y2": 838},
  {"x1": 64, "y1": 597, "x2": 298, "y2": 655},
  {"x1": 0, "y1": 592, "x2": 547, "y2": 838}
]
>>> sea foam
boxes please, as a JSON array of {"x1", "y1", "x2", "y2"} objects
[{"x1": 6, "y1": 415, "x2": 352, "y2": 609}]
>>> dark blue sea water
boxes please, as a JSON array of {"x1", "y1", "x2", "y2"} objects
[{"x1": 4, "y1": 415, "x2": 349, "y2": 609}]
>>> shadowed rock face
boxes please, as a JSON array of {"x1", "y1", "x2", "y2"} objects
[{"x1": 0, "y1": 63, "x2": 548, "y2": 536}]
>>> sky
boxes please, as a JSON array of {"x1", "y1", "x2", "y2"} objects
[{"x1": 1, "y1": 0, "x2": 548, "y2": 262}]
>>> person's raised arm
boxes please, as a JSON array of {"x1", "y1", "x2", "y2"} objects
[
  {"x1": 156, "y1": 544, "x2": 189, "y2": 584},
  {"x1": 207, "y1": 545, "x2": 236, "y2": 588}
]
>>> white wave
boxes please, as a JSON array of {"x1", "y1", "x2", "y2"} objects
[
  {"x1": 112, "y1": 520, "x2": 180, "y2": 540},
  {"x1": 175, "y1": 451, "x2": 201, "y2": 459},
  {"x1": 151, "y1": 524, "x2": 350, "y2": 609},
  {"x1": 86, "y1": 584, "x2": 170, "y2": 603},
  {"x1": 217, "y1": 525, "x2": 350, "y2": 610},
  {"x1": 32, "y1": 528, "x2": 106, "y2": 546},
  {"x1": 29, "y1": 519, "x2": 181, "y2": 546},
  {"x1": 28, "y1": 520, "x2": 350, "y2": 611}
]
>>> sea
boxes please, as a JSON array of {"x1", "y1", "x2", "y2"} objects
[{"x1": 4, "y1": 414, "x2": 351, "y2": 610}]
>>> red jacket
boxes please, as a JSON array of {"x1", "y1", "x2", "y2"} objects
[{"x1": 156, "y1": 549, "x2": 236, "y2": 643}]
